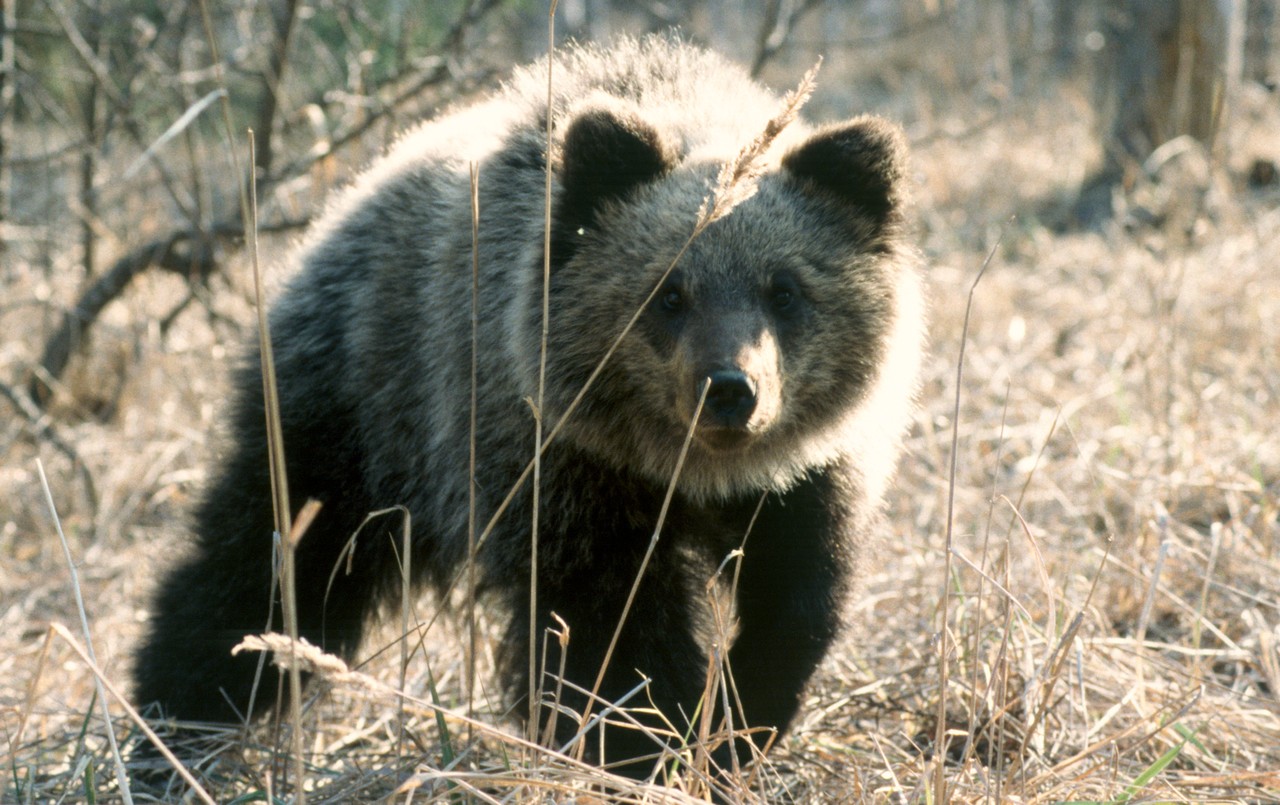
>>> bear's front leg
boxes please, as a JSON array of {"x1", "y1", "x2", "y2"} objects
[
  {"x1": 133, "y1": 362, "x2": 392, "y2": 732},
  {"x1": 723, "y1": 464, "x2": 857, "y2": 758},
  {"x1": 500, "y1": 495, "x2": 711, "y2": 778}
]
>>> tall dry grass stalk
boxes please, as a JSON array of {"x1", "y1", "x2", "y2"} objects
[
  {"x1": 933, "y1": 231, "x2": 999, "y2": 802},
  {"x1": 529, "y1": 0, "x2": 561, "y2": 750},
  {"x1": 574, "y1": 380, "x2": 711, "y2": 761},
  {"x1": 247, "y1": 128, "x2": 308, "y2": 803},
  {"x1": 468, "y1": 161, "x2": 482, "y2": 741},
  {"x1": 50, "y1": 623, "x2": 218, "y2": 804},
  {"x1": 699, "y1": 58, "x2": 820, "y2": 228}
]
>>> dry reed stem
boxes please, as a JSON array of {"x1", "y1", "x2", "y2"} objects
[
  {"x1": 934, "y1": 231, "x2": 1000, "y2": 802},
  {"x1": 578, "y1": 379, "x2": 710, "y2": 758},
  {"x1": 247, "y1": 128, "x2": 308, "y2": 802},
  {"x1": 37, "y1": 460, "x2": 134, "y2": 805},
  {"x1": 530, "y1": 0, "x2": 559, "y2": 749},
  {"x1": 468, "y1": 160, "x2": 482, "y2": 745}
]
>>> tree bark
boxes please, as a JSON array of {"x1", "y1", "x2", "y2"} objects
[
  {"x1": 1103, "y1": 0, "x2": 1228, "y2": 174},
  {"x1": 1068, "y1": 0, "x2": 1230, "y2": 227}
]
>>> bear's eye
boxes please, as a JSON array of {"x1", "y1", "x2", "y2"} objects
[
  {"x1": 661, "y1": 287, "x2": 684, "y2": 312},
  {"x1": 769, "y1": 275, "x2": 803, "y2": 314}
]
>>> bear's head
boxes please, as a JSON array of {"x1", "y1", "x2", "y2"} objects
[{"x1": 541, "y1": 101, "x2": 922, "y2": 501}]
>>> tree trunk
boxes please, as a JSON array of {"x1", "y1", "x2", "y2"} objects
[
  {"x1": 1068, "y1": 0, "x2": 1230, "y2": 227},
  {"x1": 253, "y1": 0, "x2": 300, "y2": 179},
  {"x1": 1103, "y1": 0, "x2": 1228, "y2": 175}
]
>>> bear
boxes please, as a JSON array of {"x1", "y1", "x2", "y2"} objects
[{"x1": 133, "y1": 34, "x2": 924, "y2": 779}]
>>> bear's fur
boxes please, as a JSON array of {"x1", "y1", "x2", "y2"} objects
[{"x1": 134, "y1": 35, "x2": 924, "y2": 774}]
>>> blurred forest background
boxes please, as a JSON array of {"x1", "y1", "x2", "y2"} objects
[
  {"x1": 2, "y1": 1, "x2": 1277, "y2": 409},
  {"x1": 3, "y1": 1, "x2": 1279, "y2": 803}
]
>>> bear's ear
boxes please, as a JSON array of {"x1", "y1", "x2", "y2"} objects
[
  {"x1": 782, "y1": 116, "x2": 907, "y2": 226},
  {"x1": 558, "y1": 102, "x2": 676, "y2": 226}
]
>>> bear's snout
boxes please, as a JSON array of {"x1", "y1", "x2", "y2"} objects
[
  {"x1": 685, "y1": 355, "x2": 781, "y2": 451},
  {"x1": 675, "y1": 319, "x2": 782, "y2": 450},
  {"x1": 703, "y1": 369, "x2": 757, "y2": 427}
]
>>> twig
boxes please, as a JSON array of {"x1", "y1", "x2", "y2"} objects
[
  {"x1": 28, "y1": 0, "x2": 502, "y2": 406},
  {"x1": 121, "y1": 89, "x2": 227, "y2": 181},
  {"x1": 264, "y1": 0, "x2": 505, "y2": 188},
  {"x1": 252, "y1": 0, "x2": 300, "y2": 178},
  {"x1": 0, "y1": 0, "x2": 15, "y2": 228},
  {"x1": 44, "y1": 0, "x2": 123, "y2": 106}
]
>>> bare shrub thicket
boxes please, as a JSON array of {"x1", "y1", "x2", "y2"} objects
[{"x1": 3, "y1": 1, "x2": 1279, "y2": 803}]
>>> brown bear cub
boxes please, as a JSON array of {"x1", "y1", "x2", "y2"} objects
[{"x1": 134, "y1": 35, "x2": 924, "y2": 776}]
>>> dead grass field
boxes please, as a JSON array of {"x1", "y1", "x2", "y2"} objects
[{"x1": 3, "y1": 47, "x2": 1280, "y2": 805}]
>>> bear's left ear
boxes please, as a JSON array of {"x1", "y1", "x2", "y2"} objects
[
  {"x1": 782, "y1": 115, "x2": 907, "y2": 227},
  {"x1": 558, "y1": 101, "x2": 677, "y2": 228}
]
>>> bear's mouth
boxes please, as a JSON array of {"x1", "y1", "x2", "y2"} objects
[{"x1": 693, "y1": 425, "x2": 755, "y2": 452}]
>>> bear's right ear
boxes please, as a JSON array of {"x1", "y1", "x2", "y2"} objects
[
  {"x1": 558, "y1": 103, "x2": 677, "y2": 229},
  {"x1": 782, "y1": 115, "x2": 908, "y2": 228}
]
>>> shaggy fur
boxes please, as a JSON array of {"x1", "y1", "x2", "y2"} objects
[{"x1": 133, "y1": 35, "x2": 925, "y2": 774}]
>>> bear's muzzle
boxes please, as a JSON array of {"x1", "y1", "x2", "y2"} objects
[{"x1": 704, "y1": 368, "x2": 757, "y2": 426}]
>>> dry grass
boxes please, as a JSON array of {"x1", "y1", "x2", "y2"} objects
[{"x1": 4, "y1": 56, "x2": 1280, "y2": 805}]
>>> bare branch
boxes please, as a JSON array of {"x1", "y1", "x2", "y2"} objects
[
  {"x1": 29, "y1": 233, "x2": 215, "y2": 403},
  {"x1": 750, "y1": 0, "x2": 829, "y2": 78}
]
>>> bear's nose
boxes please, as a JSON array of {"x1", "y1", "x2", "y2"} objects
[{"x1": 703, "y1": 369, "x2": 757, "y2": 426}]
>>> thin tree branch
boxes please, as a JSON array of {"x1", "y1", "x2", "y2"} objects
[
  {"x1": 30, "y1": 234, "x2": 212, "y2": 402},
  {"x1": 750, "y1": 0, "x2": 829, "y2": 78}
]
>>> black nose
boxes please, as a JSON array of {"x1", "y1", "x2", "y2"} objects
[{"x1": 703, "y1": 369, "x2": 757, "y2": 425}]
